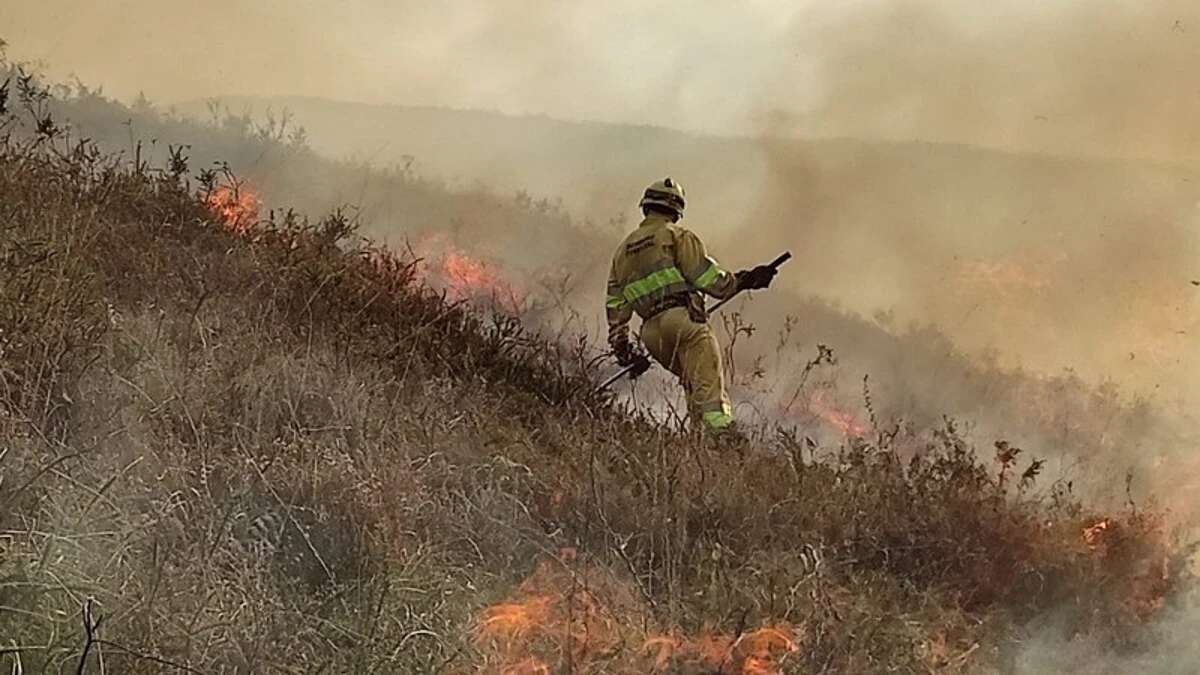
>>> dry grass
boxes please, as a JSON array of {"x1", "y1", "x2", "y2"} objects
[{"x1": 0, "y1": 68, "x2": 1193, "y2": 674}]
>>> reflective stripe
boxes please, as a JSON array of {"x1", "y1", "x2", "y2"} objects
[
  {"x1": 694, "y1": 262, "x2": 723, "y2": 289},
  {"x1": 606, "y1": 294, "x2": 627, "y2": 309},
  {"x1": 700, "y1": 400, "x2": 734, "y2": 429},
  {"x1": 702, "y1": 410, "x2": 735, "y2": 429},
  {"x1": 622, "y1": 266, "x2": 686, "y2": 303}
]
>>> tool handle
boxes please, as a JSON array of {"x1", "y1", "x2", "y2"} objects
[{"x1": 706, "y1": 250, "x2": 792, "y2": 314}]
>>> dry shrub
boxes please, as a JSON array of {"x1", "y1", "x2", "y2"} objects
[{"x1": 0, "y1": 67, "x2": 1192, "y2": 675}]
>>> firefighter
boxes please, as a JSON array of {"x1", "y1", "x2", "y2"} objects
[{"x1": 605, "y1": 177, "x2": 777, "y2": 434}]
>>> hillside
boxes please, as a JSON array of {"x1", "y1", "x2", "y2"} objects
[
  {"x1": 33, "y1": 85, "x2": 1196, "y2": 499},
  {"x1": 2, "y1": 63, "x2": 1196, "y2": 674},
  {"x1": 176, "y1": 95, "x2": 1200, "y2": 415}
]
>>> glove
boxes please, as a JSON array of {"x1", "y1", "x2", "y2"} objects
[
  {"x1": 735, "y1": 264, "x2": 777, "y2": 291},
  {"x1": 609, "y1": 326, "x2": 639, "y2": 367},
  {"x1": 628, "y1": 354, "x2": 651, "y2": 379}
]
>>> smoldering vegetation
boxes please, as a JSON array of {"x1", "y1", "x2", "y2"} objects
[{"x1": 2, "y1": 64, "x2": 1197, "y2": 675}]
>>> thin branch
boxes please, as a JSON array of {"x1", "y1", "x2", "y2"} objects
[
  {"x1": 74, "y1": 597, "x2": 102, "y2": 675},
  {"x1": 94, "y1": 640, "x2": 207, "y2": 674}
]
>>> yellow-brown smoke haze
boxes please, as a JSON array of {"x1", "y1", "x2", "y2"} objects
[
  {"x1": 8, "y1": 0, "x2": 1200, "y2": 160},
  {"x1": 6, "y1": 0, "x2": 1200, "y2": 404}
]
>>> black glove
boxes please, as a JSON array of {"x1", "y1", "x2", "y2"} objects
[
  {"x1": 609, "y1": 327, "x2": 639, "y2": 367},
  {"x1": 628, "y1": 355, "x2": 651, "y2": 379},
  {"x1": 735, "y1": 264, "x2": 777, "y2": 291}
]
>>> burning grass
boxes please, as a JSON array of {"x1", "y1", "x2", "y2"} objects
[
  {"x1": 204, "y1": 180, "x2": 261, "y2": 234},
  {"x1": 472, "y1": 549, "x2": 798, "y2": 674},
  {"x1": 0, "y1": 68, "x2": 1194, "y2": 674},
  {"x1": 415, "y1": 232, "x2": 528, "y2": 313}
]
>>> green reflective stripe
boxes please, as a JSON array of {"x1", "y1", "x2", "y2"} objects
[
  {"x1": 606, "y1": 294, "x2": 627, "y2": 309},
  {"x1": 702, "y1": 410, "x2": 735, "y2": 429},
  {"x1": 622, "y1": 266, "x2": 686, "y2": 303},
  {"x1": 694, "y1": 262, "x2": 723, "y2": 289}
]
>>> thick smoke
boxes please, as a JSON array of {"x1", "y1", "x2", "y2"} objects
[
  {"x1": 8, "y1": 1, "x2": 1200, "y2": 160},
  {"x1": 11, "y1": 0, "x2": 1199, "y2": 452},
  {"x1": 766, "y1": 1, "x2": 1200, "y2": 162}
]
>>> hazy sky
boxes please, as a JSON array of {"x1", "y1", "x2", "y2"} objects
[{"x1": 6, "y1": 1, "x2": 1200, "y2": 160}]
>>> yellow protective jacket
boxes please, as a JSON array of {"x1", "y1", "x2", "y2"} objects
[{"x1": 606, "y1": 214, "x2": 738, "y2": 332}]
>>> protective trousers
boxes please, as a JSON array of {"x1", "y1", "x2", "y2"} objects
[{"x1": 640, "y1": 307, "x2": 734, "y2": 430}]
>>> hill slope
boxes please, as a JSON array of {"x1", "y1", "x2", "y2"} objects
[
  {"x1": 41, "y1": 85, "x2": 1199, "y2": 495},
  {"x1": 0, "y1": 64, "x2": 1192, "y2": 674},
  {"x1": 177, "y1": 95, "x2": 1200, "y2": 412}
]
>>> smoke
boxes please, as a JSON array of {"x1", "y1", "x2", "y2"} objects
[
  {"x1": 7, "y1": 1, "x2": 1200, "y2": 160},
  {"x1": 11, "y1": 0, "x2": 1198, "y2": 431},
  {"x1": 15, "y1": 0, "x2": 1193, "y2": 426},
  {"x1": 1013, "y1": 601, "x2": 1200, "y2": 674},
  {"x1": 756, "y1": 1, "x2": 1200, "y2": 161}
]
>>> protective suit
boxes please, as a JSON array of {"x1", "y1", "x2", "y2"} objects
[{"x1": 606, "y1": 178, "x2": 774, "y2": 431}]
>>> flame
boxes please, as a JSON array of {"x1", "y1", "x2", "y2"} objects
[
  {"x1": 957, "y1": 257, "x2": 1052, "y2": 297},
  {"x1": 640, "y1": 627, "x2": 797, "y2": 674},
  {"x1": 807, "y1": 391, "x2": 868, "y2": 438},
  {"x1": 205, "y1": 183, "x2": 260, "y2": 234},
  {"x1": 474, "y1": 552, "x2": 623, "y2": 673},
  {"x1": 415, "y1": 234, "x2": 525, "y2": 311},
  {"x1": 499, "y1": 658, "x2": 550, "y2": 675},
  {"x1": 1080, "y1": 515, "x2": 1175, "y2": 623},
  {"x1": 737, "y1": 628, "x2": 799, "y2": 675},
  {"x1": 478, "y1": 597, "x2": 555, "y2": 646},
  {"x1": 770, "y1": 388, "x2": 868, "y2": 439},
  {"x1": 475, "y1": 553, "x2": 797, "y2": 673},
  {"x1": 1082, "y1": 518, "x2": 1112, "y2": 551}
]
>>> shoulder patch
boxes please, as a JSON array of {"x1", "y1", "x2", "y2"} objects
[{"x1": 625, "y1": 236, "x2": 655, "y2": 254}]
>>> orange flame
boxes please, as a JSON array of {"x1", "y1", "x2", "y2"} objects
[
  {"x1": 478, "y1": 597, "x2": 555, "y2": 647},
  {"x1": 1080, "y1": 515, "x2": 1174, "y2": 622},
  {"x1": 205, "y1": 184, "x2": 260, "y2": 234},
  {"x1": 738, "y1": 628, "x2": 799, "y2": 675},
  {"x1": 807, "y1": 391, "x2": 868, "y2": 438},
  {"x1": 475, "y1": 553, "x2": 798, "y2": 673},
  {"x1": 640, "y1": 627, "x2": 798, "y2": 674},
  {"x1": 499, "y1": 658, "x2": 550, "y2": 675},
  {"x1": 415, "y1": 234, "x2": 525, "y2": 311},
  {"x1": 474, "y1": 552, "x2": 624, "y2": 673},
  {"x1": 1082, "y1": 518, "x2": 1112, "y2": 551}
]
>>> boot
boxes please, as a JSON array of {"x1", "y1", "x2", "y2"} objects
[{"x1": 705, "y1": 422, "x2": 750, "y2": 453}]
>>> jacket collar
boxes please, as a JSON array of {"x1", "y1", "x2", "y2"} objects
[{"x1": 639, "y1": 213, "x2": 674, "y2": 228}]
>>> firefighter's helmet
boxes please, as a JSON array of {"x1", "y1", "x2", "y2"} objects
[{"x1": 639, "y1": 177, "x2": 686, "y2": 217}]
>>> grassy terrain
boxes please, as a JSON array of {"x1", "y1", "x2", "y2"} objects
[
  {"x1": 37, "y1": 77, "x2": 1192, "y2": 490},
  {"x1": 0, "y1": 66, "x2": 1193, "y2": 674}
]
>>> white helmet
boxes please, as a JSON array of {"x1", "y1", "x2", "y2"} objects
[{"x1": 639, "y1": 177, "x2": 686, "y2": 217}]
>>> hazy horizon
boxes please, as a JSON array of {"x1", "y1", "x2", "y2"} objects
[{"x1": 7, "y1": 1, "x2": 1200, "y2": 163}]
